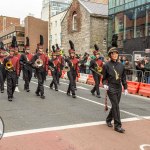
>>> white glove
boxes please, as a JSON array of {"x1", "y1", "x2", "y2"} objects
[
  {"x1": 124, "y1": 89, "x2": 128, "y2": 96},
  {"x1": 104, "y1": 85, "x2": 109, "y2": 91}
]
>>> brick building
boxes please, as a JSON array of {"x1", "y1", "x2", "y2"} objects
[
  {"x1": 24, "y1": 16, "x2": 48, "y2": 53},
  {"x1": 61, "y1": 0, "x2": 108, "y2": 54},
  {"x1": 0, "y1": 16, "x2": 20, "y2": 32},
  {"x1": 0, "y1": 16, "x2": 48, "y2": 53},
  {"x1": 0, "y1": 25, "x2": 25, "y2": 51}
]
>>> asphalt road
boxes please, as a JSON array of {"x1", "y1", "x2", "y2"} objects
[{"x1": 0, "y1": 76, "x2": 150, "y2": 133}]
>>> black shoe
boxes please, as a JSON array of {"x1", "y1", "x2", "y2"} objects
[
  {"x1": 8, "y1": 97, "x2": 12, "y2": 101},
  {"x1": 35, "y1": 92, "x2": 40, "y2": 96},
  {"x1": 91, "y1": 90, "x2": 95, "y2": 96},
  {"x1": 50, "y1": 86, "x2": 53, "y2": 89},
  {"x1": 114, "y1": 127, "x2": 125, "y2": 133},
  {"x1": 96, "y1": 95, "x2": 101, "y2": 98},
  {"x1": 106, "y1": 122, "x2": 113, "y2": 127},
  {"x1": 67, "y1": 92, "x2": 71, "y2": 96},
  {"x1": 26, "y1": 89, "x2": 30, "y2": 92},
  {"x1": 55, "y1": 89, "x2": 58, "y2": 91},
  {"x1": 1, "y1": 90, "x2": 4, "y2": 93},
  {"x1": 41, "y1": 95, "x2": 45, "y2": 99},
  {"x1": 72, "y1": 95, "x2": 76, "y2": 98}
]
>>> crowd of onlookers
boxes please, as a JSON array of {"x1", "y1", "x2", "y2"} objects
[{"x1": 77, "y1": 53, "x2": 150, "y2": 84}]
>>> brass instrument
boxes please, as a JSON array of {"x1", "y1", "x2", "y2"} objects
[
  {"x1": 113, "y1": 66, "x2": 119, "y2": 80},
  {"x1": 49, "y1": 66, "x2": 55, "y2": 72},
  {"x1": 63, "y1": 62, "x2": 70, "y2": 72},
  {"x1": 5, "y1": 61, "x2": 14, "y2": 72},
  {"x1": 91, "y1": 62, "x2": 103, "y2": 75},
  {"x1": 34, "y1": 59, "x2": 43, "y2": 68}
]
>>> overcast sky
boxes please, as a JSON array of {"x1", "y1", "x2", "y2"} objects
[{"x1": 0, "y1": 0, "x2": 43, "y2": 21}]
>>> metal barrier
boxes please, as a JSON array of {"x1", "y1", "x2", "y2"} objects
[
  {"x1": 143, "y1": 71, "x2": 150, "y2": 84},
  {"x1": 125, "y1": 69, "x2": 144, "y2": 83}
]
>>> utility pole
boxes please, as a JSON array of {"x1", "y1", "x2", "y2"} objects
[{"x1": 48, "y1": 0, "x2": 51, "y2": 56}]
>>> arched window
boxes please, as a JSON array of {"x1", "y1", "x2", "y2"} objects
[{"x1": 72, "y1": 12, "x2": 77, "y2": 31}]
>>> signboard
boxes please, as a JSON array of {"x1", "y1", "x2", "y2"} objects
[{"x1": 134, "y1": 54, "x2": 142, "y2": 61}]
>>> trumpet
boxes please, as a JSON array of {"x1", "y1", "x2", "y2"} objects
[
  {"x1": 34, "y1": 59, "x2": 43, "y2": 68},
  {"x1": 5, "y1": 61, "x2": 14, "y2": 72}
]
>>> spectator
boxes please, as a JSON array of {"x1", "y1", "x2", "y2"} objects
[
  {"x1": 144, "y1": 57, "x2": 150, "y2": 84},
  {"x1": 135, "y1": 61, "x2": 144, "y2": 82},
  {"x1": 124, "y1": 59, "x2": 133, "y2": 81}
]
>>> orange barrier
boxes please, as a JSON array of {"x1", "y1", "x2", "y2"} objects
[
  {"x1": 61, "y1": 71, "x2": 65, "y2": 79},
  {"x1": 127, "y1": 81, "x2": 140, "y2": 94},
  {"x1": 138, "y1": 83, "x2": 150, "y2": 97},
  {"x1": 87, "y1": 75, "x2": 95, "y2": 85}
]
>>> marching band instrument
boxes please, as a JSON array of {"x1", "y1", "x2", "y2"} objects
[
  {"x1": 5, "y1": 61, "x2": 14, "y2": 72},
  {"x1": 34, "y1": 59, "x2": 43, "y2": 68},
  {"x1": 63, "y1": 62, "x2": 70, "y2": 72},
  {"x1": 49, "y1": 66, "x2": 55, "y2": 72}
]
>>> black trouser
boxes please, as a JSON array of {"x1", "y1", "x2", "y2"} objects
[
  {"x1": 36, "y1": 71, "x2": 45, "y2": 96},
  {"x1": 50, "y1": 70, "x2": 58, "y2": 90},
  {"x1": 23, "y1": 67, "x2": 32, "y2": 90},
  {"x1": 6, "y1": 71, "x2": 17, "y2": 98},
  {"x1": 67, "y1": 71, "x2": 76, "y2": 95},
  {"x1": 106, "y1": 86, "x2": 122, "y2": 128},
  {"x1": 0, "y1": 69, "x2": 4, "y2": 92},
  {"x1": 56, "y1": 70, "x2": 62, "y2": 84},
  {"x1": 91, "y1": 73, "x2": 101, "y2": 95}
]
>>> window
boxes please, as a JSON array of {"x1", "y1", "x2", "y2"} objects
[{"x1": 72, "y1": 12, "x2": 77, "y2": 31}]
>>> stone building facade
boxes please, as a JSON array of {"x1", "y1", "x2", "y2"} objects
[{"x1": 61, "y1": 0, "x2": 108, "y2": 54}]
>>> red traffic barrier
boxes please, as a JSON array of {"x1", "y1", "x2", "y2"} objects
[
  {"x1": 138, "y1": 83, "x2": 150, "y2": 98},
  {"x1": 127, "y1": 81, "x2": 140, "y2": 94}
]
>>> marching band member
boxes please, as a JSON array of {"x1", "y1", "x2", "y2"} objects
[
  {"x1": 102, "y1": 47, "x2": 128, "y2": 133},
  {"x1": 89, "y1": 44, "x2": 103, "y2": 98},
  {"x1": 56, "y1": 44, "x2": 64, "y2": 85},
  {"x1": 31, "y1": 35, "x2": 48, "y2": 99},
  {"x1": 20, "y1": 37, "x2": 33, "y2": 92},
  {"x1": 49, "y1": 46, "x2": 60, "y2": 91},
  {"x1": 3, "y1": 37, "x2": 19, "y2": 101},
  {"x1": 0, "y1": 41, "x2": 7, "y2": 93},
  {"x1": 65, "y1": 40, "x2": 79, "y2": 98},
  {"x1": 13, "y1": 37, "x2": 21, "y2": 86}
]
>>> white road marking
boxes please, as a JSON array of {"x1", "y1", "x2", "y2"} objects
[
  {"x1": 31, "y1": 81, "x2": 140, "y2": 118},
  {"x1": 140, "y1": 144, "x2": 150, "y2": 150},
  {"x1": 4, "y1": 117, "x2": 149, "y2": 138},
  {"x1": 46, "y1": 77, "x2": 150, "y2": 100}
]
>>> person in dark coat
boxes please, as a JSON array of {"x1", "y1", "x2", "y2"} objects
[{"x1": 102, "y1": 47, "x2": 128, "y2": 133}]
